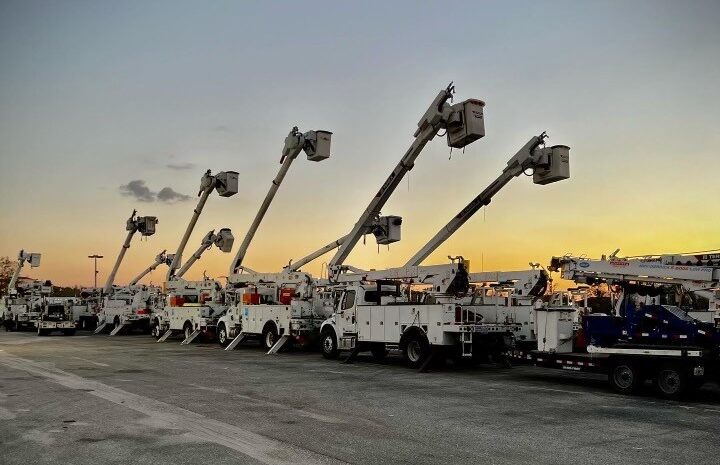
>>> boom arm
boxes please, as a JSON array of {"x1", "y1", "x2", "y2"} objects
[
  {"x1": 166, "y1": 169, "x2": 238, "y2": 281},
  {"x1": 406, "y1": 133, "x2": 570, "y2": 266},
  {"x1": 7, "y1": 250, "x2": 41, "y2": 294},
  {"x1": 328, "y1": 83, "x2": 482, "y2": 270},
  {"x1": 128, "y1": 250, "x2": 169, "y2": 286},
  {"x1": 229, "y1": 127, "x2": 331, "y2": 276},
  {"x1": 550, "y1": 255, "x2": 720, "y2": 288},
  {"x1": 176, "y1": 228, "x2": 234, "y2": 279},
  {"x1": 104, "y1": 210, "x2": 158, "y2": 294}
]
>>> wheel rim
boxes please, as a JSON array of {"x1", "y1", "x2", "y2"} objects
[
  {"x1": 323, "y1": 335, "x2": 334, "y2": 354},
  {"x1": 219, "y1": 328, "x2": 226, "y2": 344},
  {"x1": 613, "y1": 365, "x2": 634, "y2": 390},
  {"x1": 266, "y1": 331, "x2": 275, "y2": 348},
  {"x1": 185, "y1": 326, "x2": 192, "y2": 339},
  {"x1": 407, "y1": 340, "x2": 421, "y2": 362},
  {"x1": 658, "y1": 369, "x2": 681, "y2": 394}
]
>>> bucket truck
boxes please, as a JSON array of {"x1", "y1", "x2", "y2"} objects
[
  {"x1": 152, "y1": 229, "x2": 234, "y2": 343},
  {"x1": 218, "y1": 126, "x2": 333, "y2": 350},
  {"x1": 152, "y1": 168, "x2": 238, "y2": 343},
  {"x1": 2, "y1": 250, "x2": 42, "y2": 331},
  {"x1": 513, "y1": 253, "x2": 720, "y2": 399},
  {"x1": 223, "y1": 83, "x2": 487, "y2": 353},
  {"x1": 94, "y1": 210, "x2": 158, "y2": 335},
  {"x1": 248, "y1": 84, "x2": 484, "y2": 359},
  {"x1": 320, "y1": 132, "x2": 572, "y2": 365},
  {"x1": 37, "y1": 296, "x2": 76, "y2": 336}
]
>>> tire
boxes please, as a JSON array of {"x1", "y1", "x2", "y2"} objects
[
  {"x1": 37, "y1": 328, "x2": 47, "y2": 337},
  {"x1": 113, "y1": 316, "x2": 120, "y2": 330},
  {"x1": 151, "y1": 320, "x2": 161, "y2": 339},
  {"x1": 654, "y1": 364, "x2": 688, "y2": 400},
  {"x1": 64, "y1": 329, "x2": 76, "y2": 336},
  {"x1": 321, "y1": 328, "x2": 339, "y2": 359},
  {"x1": 262, "y1": 324, "x2": 279, "y2": 351},
  {"x1": 217, "y1": 323, "x2": 229, "y2": 347},
  {"x1": 370, "y1": 343, "x2": 388, "y2": 361},
  {"x1": 608, "y1": 360, "x2": 643, "y2": 395},
  {"x1": 183, "y1": 322, "x2": 193, "y2": 341},
  {"x1": 402, "y1": 331, "x2": 430, "y2": 369}
]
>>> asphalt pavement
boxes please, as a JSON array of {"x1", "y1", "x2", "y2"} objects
[{"x1": 1, "y1": 330, "x2": 718, "y2": 465}]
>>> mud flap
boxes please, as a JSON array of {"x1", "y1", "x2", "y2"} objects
[
  {"x1": 225, "y1": 332, "x2": 247, "y2": 351},
  {"x1": 157, "y1": 329, "x2": 173, "y2": 342},
  {"x1": 266, "y1": 334, "x2": 291, "y2": 355},
  {"x1": 181, "y1": 329, "x2": 202, "y2": 345},
  {"x1": 93, "y1": 322, "x2": 108, "y2": 335}
]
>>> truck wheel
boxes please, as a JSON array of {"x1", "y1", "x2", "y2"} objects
[
  {"x1": 370, "y1": 343, "x2": 388, "y2": 361},
  {"x1": 402, "y1": 333, "x2": 430, "y2": 368},
  {"x1": 217, "y1": 324, "x2": 229, "y2": 347},
  {"x1": 321, "y1": 329, "x2": 339, "y2": 359},
  {"x1": 150, "y1": 321, "x2": 160, "y2": 338},
  {"x1": 608, "y1": 361, "x2": 642, "y2": 395},
  {"x1": 183, "y1": 322, "x2": 193, "y2": 341},
  {"x1": 654, "y1": 365, "x2": 688, "y2": 400},
  {"x1": 262, "y1": 324, "x2": 278, "y2": 351}
]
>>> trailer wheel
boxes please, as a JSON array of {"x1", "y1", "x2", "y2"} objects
[
  {"x1": 217, "y1": 323, "x2": 229, "y2": 347},
  {"x1": 654, "y1": 364, "x2": 688, "y2": 400},
  {"x1": 37, "y1": 328, "x2": 47, "y2": 337},
  {"x1": 321, "y1": 328, "x2": 339, "y2": 359},
  {"x1": 262, "y1": 324, "x2": 279, "y2": 351},
  {"x1": 608, "y1": 361, "x2": 642, "y2": 395},
  {"x1": 370, "y1": 343, "x2": 388, "y2": 361},
  {"x1": 402, "y1": 332, "x2": 430, "y2": 369}
]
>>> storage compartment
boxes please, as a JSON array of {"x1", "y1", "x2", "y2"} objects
[
  {"x1": 279, "y1": 288, "x2": 295, "y2": 305},
  {"x1": 216, "y1": 171, "x2": 239, "y2": 197},
  {"x1": 169, "y1": 295, "x2": 185, "y2": 307},
  {"x1": 533, "y1": 145, "x2": 570, "y2": 185},
  {"x1": 306, "y1": 130, "x2": 332, "y2": 162},
  {"x1": 242, "y1": 293, "x2": 261, "y2": 305},
  {"x1": 535, "y1": 306, "x2": 575, "y2": 353},
  {"x1": 447, "y1": 99, "x2": 486, "y2": 148}
]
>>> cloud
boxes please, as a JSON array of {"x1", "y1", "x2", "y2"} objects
[
  {"x1": 119, "y1": 180, "x2": 155, "y2": 202},
  {"x1": 157, "y1": 187, "x2": 192, "y2": 202},
  {"x1": 119, "y1": 180, "x2": 192, "y2": 203},
  {"x1": 166, "y1": 162, "x2": 196, "y2": 171}
]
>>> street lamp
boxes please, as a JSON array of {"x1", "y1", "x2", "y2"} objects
[{"x1": 88, "y1": 254, "x2": 103, "y2": 289}]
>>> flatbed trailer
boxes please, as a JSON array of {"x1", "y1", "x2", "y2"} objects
[{"x1": 515, "y1": 305, "x2": 720, "y2": 398}]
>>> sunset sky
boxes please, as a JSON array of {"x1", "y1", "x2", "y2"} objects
[{"x1": 1, "y1": 1, "x2": 718, "y2": 287}]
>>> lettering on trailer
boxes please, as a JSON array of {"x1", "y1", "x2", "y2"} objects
[{"x1": 608, "y1": 260, "x2": 630, "y2": 267}]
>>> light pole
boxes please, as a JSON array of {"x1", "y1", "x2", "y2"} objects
[{"x1": 88, "y1": 254, "x2": 103, "y2": 289}]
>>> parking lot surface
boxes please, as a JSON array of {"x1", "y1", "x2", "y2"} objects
[{"x1": 1, "y1": 331, "x2": 718, "y2": 465}]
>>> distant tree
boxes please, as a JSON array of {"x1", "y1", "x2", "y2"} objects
[{"x1": 0, "y1": 256, "x2": 16, "y2": 297}]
